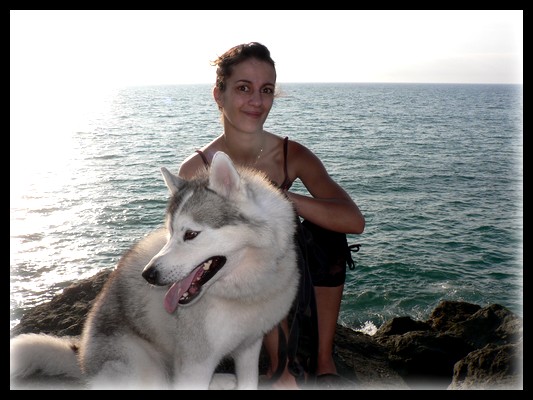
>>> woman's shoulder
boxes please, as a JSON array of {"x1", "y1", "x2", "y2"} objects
[
  {"x1": 178, "y1": 153, "x2": 205, "y2": 179},
  {"x1": 284, "y1": 137, "x2": 319, "y2": 164},
  {"x1": 279, "y1": 137, "x2": 325, "y2": 183},
  {"x1": 179, "y1": 147, "x2": 217, "y2": 179},
  {"x1": 179, "y1": 138, "x2": 221, "y2": 178}
]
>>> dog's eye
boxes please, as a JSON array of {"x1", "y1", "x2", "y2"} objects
[{"x1": 184, "y1": 230, "x2": 199, "y2": 241}]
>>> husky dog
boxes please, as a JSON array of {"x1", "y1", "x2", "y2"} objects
[{"x1": 10, "y1": 152, "x2": 300, "y2": 390}]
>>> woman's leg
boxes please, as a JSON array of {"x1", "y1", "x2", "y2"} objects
[
  {"x1": 263, "y1": 319, "x2": 300, "y2": 389},
  {"x1": 263, "y1": 284, "x2": 344, "y2": 386},
  {"x1": 314, "y1": 284, "x2": 344, "y2": 375}
]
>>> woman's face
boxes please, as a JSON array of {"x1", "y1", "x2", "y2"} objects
[{"x1": 214, "y1": 58, "x2": 276, "y2": 134}]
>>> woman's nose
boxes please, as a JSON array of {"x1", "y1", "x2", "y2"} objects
[{"x1": 248, "y1": 90, "x2": 263, "y2": 106}]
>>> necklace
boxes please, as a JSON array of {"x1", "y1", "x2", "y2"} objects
[
  {"x1": 223, "y1": 134, "x2": 264, "y2": 166},
  {"x1": 255, "y1": 146, "x2": 263, "y2": 164}
]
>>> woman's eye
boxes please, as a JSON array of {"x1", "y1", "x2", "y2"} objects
[{"x1": 238, "y1": 85, "x2": 250, "y2": 92}]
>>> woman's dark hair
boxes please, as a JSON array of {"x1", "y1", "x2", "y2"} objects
[{"x1": 211, "y1": 42, "x2": 276, "y2": 91}]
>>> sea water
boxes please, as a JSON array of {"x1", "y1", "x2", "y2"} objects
[{"x1": 10, "y1": 83, "x2": 523, "y2": 333}]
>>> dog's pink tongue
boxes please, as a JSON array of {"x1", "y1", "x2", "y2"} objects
[
  {"x1": 163, "y1": 266, "x2": 203, "y2": 314},
  {"x1": 164, "y1": 282, "x2": 184, "y2": 314}
]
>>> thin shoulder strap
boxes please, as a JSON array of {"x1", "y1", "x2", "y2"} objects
[
  {"x1": 279, "y1": 137, "x2": 291, "y2": 190},
  {"x1": 195, "y1": 150, "x2": 209, "y2": 168},
  {"x1": 283, "y1": 136, "x2": 289, "y2": 175}
]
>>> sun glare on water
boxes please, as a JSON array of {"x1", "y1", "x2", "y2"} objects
[
  {"x1": 10, "y1": 84, "x2": 118, "y2": 301},
  {"x1": 10, "y1": 84, "x2": 117, "y2": 201}
]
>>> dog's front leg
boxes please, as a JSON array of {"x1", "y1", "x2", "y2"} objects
[
  {"x1": 173, "y1": 360, "x2": 218, "y2": 390},
  {"x1": 233, "y1": 338, "x2": 263, "y2": 390}
]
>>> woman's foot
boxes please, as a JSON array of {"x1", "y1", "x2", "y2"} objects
[
  {"x1": 262, "y1": 368, "x2": 301, "y2": 390},
  {"x1": 315, "y1": 352, "x2": 338, "y2": 377}
]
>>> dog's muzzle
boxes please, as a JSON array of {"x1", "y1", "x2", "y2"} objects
[{"x1": 142, "y1": 256, "x2": 227, "y2": 313}]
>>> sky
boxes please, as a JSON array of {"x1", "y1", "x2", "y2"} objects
[
  {"x1": 11, "y1": 10, "x2": 523, "y2": 91},
  {"x1": 9, "y1": 9, "x2": 523, "y2": 151}
]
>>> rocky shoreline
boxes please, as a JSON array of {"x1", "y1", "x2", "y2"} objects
[{"x1": 10, "y1": 269, "x2": 523, "y2": 390}]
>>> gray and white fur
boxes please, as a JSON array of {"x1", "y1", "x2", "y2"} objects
[{"x1": 10, "y1": 151, "x2": 299, "y2": 390}]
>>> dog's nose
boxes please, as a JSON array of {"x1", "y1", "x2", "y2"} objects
[{"x1": 142, "y1": 266, "x2": 158, "y2": 284}]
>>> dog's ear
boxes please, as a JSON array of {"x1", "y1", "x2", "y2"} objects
[
  {"x1": 209, "y1": 152, "x2": 240, "y2": 198},
  {"x1": 160, "y1": 167, "x2": 185, "y2": 194}
]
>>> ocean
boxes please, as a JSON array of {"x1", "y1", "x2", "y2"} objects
[{"x1": 10, "y1": 83, "x2": 523, "y2": 334}]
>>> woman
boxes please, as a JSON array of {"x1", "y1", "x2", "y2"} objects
[{"x1": 178, "y1": 42, "x2": 365, "y2": 389}]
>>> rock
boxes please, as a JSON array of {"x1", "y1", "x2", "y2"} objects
[
  {"x1": 427, "y1": 301, "x2": 481, "y2": 331},
  {"x1": 370, "y1": 300, "x2": 523, "y2": 390},
  {"x1": 10, "y1": 270, "x2": 112, "y2": 338},
  {"x1": 449, "y1": 341, "x2": 523, "y2": 389},
  {"x1": 332, "y1": 324, "x2": 409, "y2": 389},
  {"x1": 10, "y1": 272, "x2": 523, "y2": 390}
]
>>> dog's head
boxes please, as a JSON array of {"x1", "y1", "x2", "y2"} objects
[{"x1": 142, "y1": 152, "x2": 267, "y2": 313}]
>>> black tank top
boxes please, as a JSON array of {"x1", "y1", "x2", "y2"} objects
[{"x1": 195, "y1": 136, "x2": 292, "y2": 190}]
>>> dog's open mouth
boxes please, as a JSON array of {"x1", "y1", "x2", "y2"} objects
[{"x1": 163, "y1": 256, "x2": 226, "y2": 313}]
